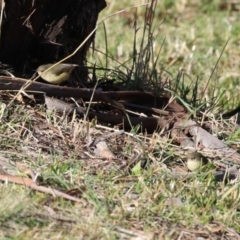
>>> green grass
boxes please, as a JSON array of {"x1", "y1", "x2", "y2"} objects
[
  {"x1": 1, "y1": 0, "x2": 240, "y2": 239},
  {"x1": 94, "y1": 0, "x2": 240, "y2": 110}
]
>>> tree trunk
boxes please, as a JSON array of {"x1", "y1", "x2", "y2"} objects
[{"x1": 0, "y1": 0, "x2": 106, "y2": 82}]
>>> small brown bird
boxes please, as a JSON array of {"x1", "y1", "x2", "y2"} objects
[
  {"x1": 186, "y1": 151, "x2": 208, "y2": 172},
  {"x1": 37, "y1": 63, "x2": 79, "y2": 84}
]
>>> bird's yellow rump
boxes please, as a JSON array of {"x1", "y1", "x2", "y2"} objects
[
  {"x1": 37, "y1": 63, "x2": 79, "y2": 84},
  {"x1": 186, "y1": 151, "x2": 208, "y2": 172}
]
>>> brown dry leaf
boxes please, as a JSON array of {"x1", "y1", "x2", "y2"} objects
[
  {"x1": 164, "y1": 197, "x2": 183, "y2": 206},
  {"x1": 0, "y1": 174, "x2": 81, "y2": 202},
  {"x1": 94, "y1": 141, "x2": 115, "y2": 159},
  {"x1": 0, "y1": 174, "x2": 35, "y2": 185},
  {"x1": 174, "y1": 119, "x2": 240, "y2": 163},
  {"x1": 45, "y1": 95, "x2": 85, "y2": 114}
]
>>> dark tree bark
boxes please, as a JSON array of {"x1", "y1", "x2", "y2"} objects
[{"x1": 0, "y1": 0, "x2": 106, "y2": 81}]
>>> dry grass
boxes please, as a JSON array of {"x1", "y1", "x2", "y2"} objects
[{"x1": 1, "y1": 0, "x2": 240, "y2": 239}]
